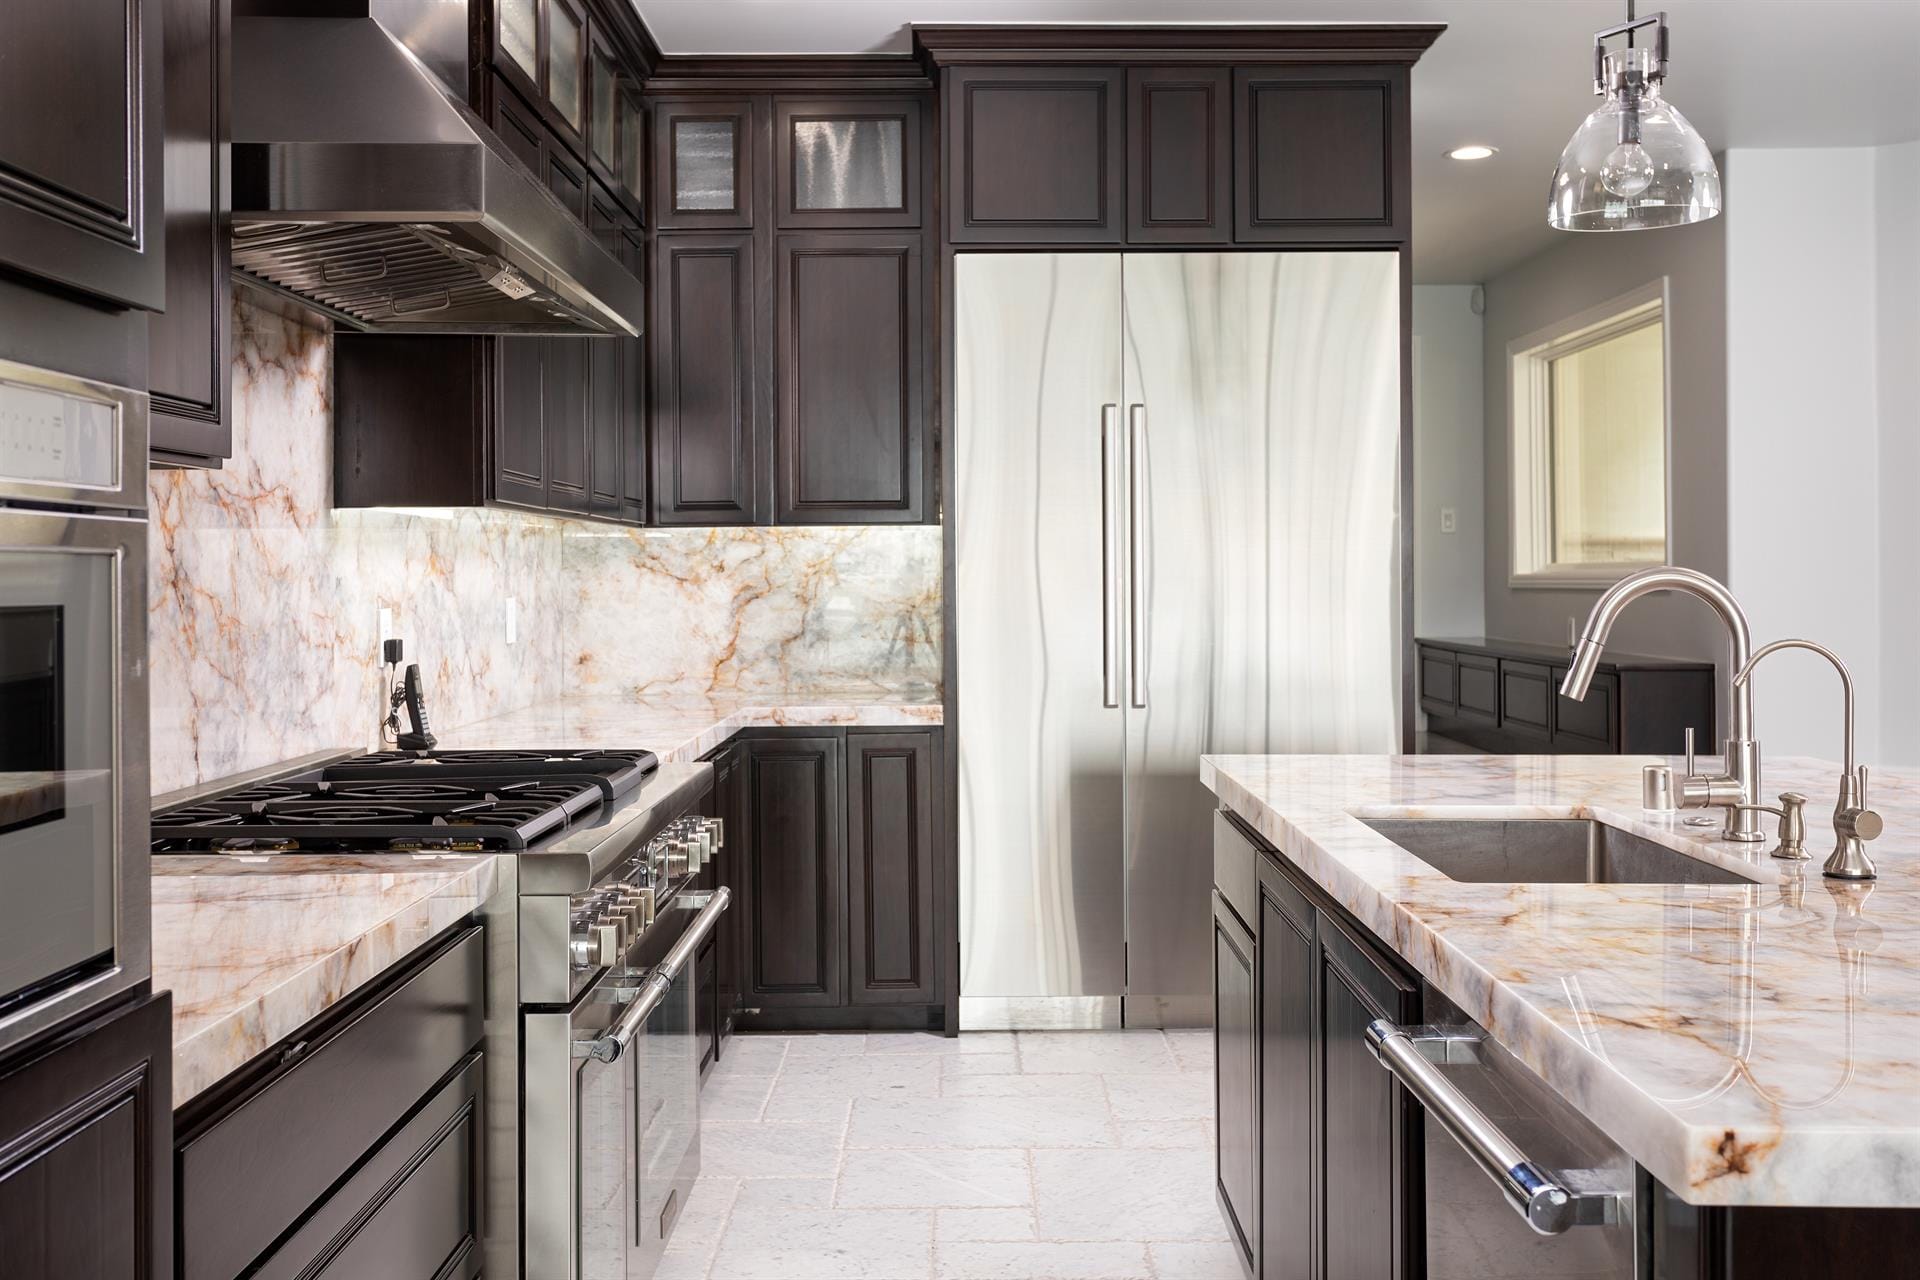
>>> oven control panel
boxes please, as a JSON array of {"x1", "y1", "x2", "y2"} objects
[{"x1": 569, "y1": 816, "x2": 724, "y2": 969}]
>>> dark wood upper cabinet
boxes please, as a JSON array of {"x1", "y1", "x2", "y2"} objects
[
  {"x1": 0, "y1": 0, "x2": 166, "y2": 311},
  {"x1": 846, "y1": 731, "x2": 937, "y2": 1006},
  {"x1": 775, "y1": 232, "x2": 926, "y2": 524},
  {"x1": 585, "y1": 26, "x2": 620, "y2": 192},
  {"x1": 616, "y1": 81, "x2": 647, "y2": 217},
  {"x1": 1126, "y1": 67, "x2": 1231, "y2": 244},
  {"x1": 616, "y1": 225, "x2": 647, "y2": 521},
  {"x1": 587, "y1": 188, "x2": 644, "y2": 522},
  {"x1": 741, "y1": 736, "x2": 846, "y2": 1009},
  {"x1": 489, "y1": 73, "x2": 548, "y2": 173},
  {"x1": 944, "y1": 66, "x2": 1123, "y2": 243},
  {"x1": 652, "y1": 231, "x2": 764, "y2": 525},
  {"x1": 1234, "y1": 65, "x2": 1409, "y2": 243},
  {"x1": 654, "y1": 98, "x2": 759, "y2": 230},
  {"x1": 490, "y1": 0, "x2": 543, "y2": 109},
  {"x1": 148, "y1": 0, "x2": 232, "y2": 466},
  {"x1": 0, "y1": 991, "x2": 171, "y2": 1280},
  {"x1": 775, "y1": 97, "x2": 922, "y2": 229},
  {"x1": 543, "y1": 0, "x2": 589, "y2": 152}
]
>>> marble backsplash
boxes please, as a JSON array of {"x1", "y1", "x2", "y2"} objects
[{"x1": 147, "y1": 291, "x2": 942, "y2": 793}]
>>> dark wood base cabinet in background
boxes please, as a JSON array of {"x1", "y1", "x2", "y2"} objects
[
  {"x1": 706, "y1": 727, "x2": 949, "y2": 1034},
  {"x1": 0, "y1": 990, "x2": 172, "y2": 1280}
]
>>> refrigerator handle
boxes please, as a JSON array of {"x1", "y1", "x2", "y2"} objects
[
  {"x1": 1128, "y1": 403, "x2": 1148, "y2": 709},
  {"x1": 1101, "y1": 404, "x2": 1122, "y2": 709}
]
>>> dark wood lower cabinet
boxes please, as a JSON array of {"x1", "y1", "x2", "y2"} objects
[
  {"x1": 1213, "y1": 891, "x2": 1259, "y2": 1270},
  {"x1": 174, "y1": 924, "x2": 484, "y2": 1280},
  {"x1": 847, "y1": 731, "x2": 938, "y2": 1004},
  {"x1": 0, "y1": 989, "x2": 171, "y2": 1280},
  {"x1": 1219, "y1": 810, "x2": 1421, "y2": 1280},
  {"x1": 710, "y1": 727, "x2": 948, "y2": 1034},
  {"x1": 1316, "y1": 913, "x2": 1420, "y2": 1280},
  {"x1": 1258, "y1": 871, "x2": 1316, "y2": 1280},
  {"x1": 740, "y1": 734, "x2": 847, "y2": 1009}
]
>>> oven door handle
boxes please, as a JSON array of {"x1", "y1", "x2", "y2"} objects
[
  {"x1": 1364, "y1": 1020, "x2": 1625, "y2": 1236},
  {"x1": 580, "y1": 887, "x2": 730, "y2": 1063}
]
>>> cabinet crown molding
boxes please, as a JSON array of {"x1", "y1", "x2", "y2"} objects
[{"x1": 911, "y1": 23, "x2": 1446, "y2": 70}]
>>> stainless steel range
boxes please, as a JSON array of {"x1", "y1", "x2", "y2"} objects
[{"x1": 151, "y1": 746, "x2": 729, "y2": 1280}]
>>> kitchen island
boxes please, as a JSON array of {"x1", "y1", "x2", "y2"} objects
[{"x1": 1203, "y1": 751, "x2": 1920, "y2": 1275}]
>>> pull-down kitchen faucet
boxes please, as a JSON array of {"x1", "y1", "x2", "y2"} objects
[{"x1": 1560, "y1": 567, "x2": 1766, "y2": 843}]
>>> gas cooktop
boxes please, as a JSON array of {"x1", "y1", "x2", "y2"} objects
[{"x1": 150, "y1": 748, "x2": 658, "y2": 853}]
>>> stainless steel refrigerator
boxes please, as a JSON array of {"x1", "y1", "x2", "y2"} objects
[{"x1": 954, "y1": 252, "x2": 1403, "y2": 1029}]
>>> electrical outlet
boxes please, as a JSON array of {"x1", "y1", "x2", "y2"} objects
[
  {"x1": 377, "y1": 606, "x2": 393, "y2": 645},
  {"x1": 1440, "y1": 507, "x2": 1458, "y2": 535},
  {"x1": 506, "y1": 596, "x2": 518, "y2": 645}
]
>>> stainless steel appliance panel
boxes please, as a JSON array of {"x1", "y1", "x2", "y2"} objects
[
  {"x1": 0, "y1": 507, "x2": 149, "y2": 1057},
  {"x1": 1119, "y1": 253, "x2": 1401, "y2": 1025},
  {"x1": 955, "y1": 253, "x2": 1127, "y2": 1005}
]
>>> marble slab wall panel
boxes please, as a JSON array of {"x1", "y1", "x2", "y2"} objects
[
  {"x1": 147, "y1": 292, "x2": 571, "y2": 793},
  {"x1": 560, "y1": 524, "x2": 943, "y2": 699},
  {"x1": 147, "y1": 292, "x2": 945, "y2": 793}
]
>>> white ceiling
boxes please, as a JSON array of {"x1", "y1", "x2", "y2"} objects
[{"x1": 634, "y1": 0, "x2": 1920, "y2": 282}]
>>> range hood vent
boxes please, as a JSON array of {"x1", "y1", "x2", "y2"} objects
[{"x1": 230, "y1": 5, "x2": 644, "y2": 336}]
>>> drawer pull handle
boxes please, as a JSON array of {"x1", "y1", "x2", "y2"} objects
[
  {"x1": 580, "y1": 888, "x2": 729, "y2": 1063},
  {"x1": 1364, "y1": 1020, "x2": 1626, "y2": 1236}
]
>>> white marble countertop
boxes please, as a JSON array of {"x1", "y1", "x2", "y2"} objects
[
  {"x1": 445, "y1": 690, "x2": 943, "y2": 761},
  {"x1": 1200, "y1": 752, "x2": 1920, "y2": 1208},
  {"x1": 152, "y1": 854, "x2": 499, "y2": 1107}
]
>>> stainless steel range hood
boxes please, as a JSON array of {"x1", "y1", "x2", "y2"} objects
[{"x1": 230, "y1": 2, "x2": 645, "y2": 336}]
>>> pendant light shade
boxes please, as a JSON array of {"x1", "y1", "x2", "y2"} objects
[{"x1": 1549, "y1": 11, "x2": 1721, "y2": 232}]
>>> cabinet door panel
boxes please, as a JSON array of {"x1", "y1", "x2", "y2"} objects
[
  {"x1": 490, "y1": 75, "x2": 547, "y2": 174},
  {"x1": 545, "y1": 0, "x2": 588, "y2": 149},
  {"x1": 1318, "y1": 914, "x2": 1420, "y2": 1280},
  {"x1": 0, "y1": 0, "x2": 165, "y2": 309},
  {"x1": 946, "y1": 66, "x2": 1122, "y2": 243},
  {"x1": 149, "y1": 0, "x2": 231, "y2": 464},
  {"x1": 492, "y1": 336, "x2": 547, "y2": 509},
  {"x1": 654, "y1": 98, "x2": 757, "y2": 231},
  {"x1": 847, "y1": 732, "x2": 936, "y2": 1005},
  {"x1": 543, "y1": 335, "x2": 590, "y2": 512},
  {"x1": 586, "y1": 192, "x2": 623, "y2": 518},
  {"x1": 1126, "y1": 67, "x2": 1231, "y2": 244},
  {"x1": 0, "y1": 992, "x2": 170, "y2": 1280},
  {"x1": 1234, "y1": 66, "x2": 1408, "y2": 243},
  {"x1": 1260, "y1": 884, "x2": 1316, "y2": 1280},
  {"x1": 744, "y1": 736, "x2": 845, "y2": 1008},
  {"x1": 617, "y1": 227, "x2": 647, "y2": 522},
  {"x1": 1214, "y1": 895, "x2": 1258, "y2": 1270},
  {"x1": 652, "y1": 232, "x2": 760, "y2": 524},
  {"x1": 775, "y1": 97, "x2": 921, "y2": 229},
  {"x1": 776, "y1": 233, "x2": 925, "y2": 523}
]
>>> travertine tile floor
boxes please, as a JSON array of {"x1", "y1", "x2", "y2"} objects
[{"x1": 659, "y1": 1029, "x2": 1240, "y2": 1280}]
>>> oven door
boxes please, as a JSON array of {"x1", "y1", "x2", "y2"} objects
[
  {"x1": 525, "y1": 889, "x2": 726, "y2": 1280},
  {"x1": 0, "y1": 509, "x2": 148, "y2": 1056}
]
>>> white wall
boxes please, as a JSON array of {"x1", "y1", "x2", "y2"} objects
[
  {"x1": 1877, "y1": 141, "x2": 1920, "y2": 768},
  {"x1": 1411, "y1": 285, "x2": 1486, "y2": 641},
  {"x1": 1723, "y1": 148, "x2": 1884, "y2": 764}
]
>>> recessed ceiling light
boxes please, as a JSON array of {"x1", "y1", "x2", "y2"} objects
[{"x1": 1447, "y1": 145, "x2": 1498, "y2": 161}]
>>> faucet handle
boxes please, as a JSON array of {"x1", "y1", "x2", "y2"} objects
[{"x1": 1684, "y1": 727, "x2": 1696, "y2": 778}]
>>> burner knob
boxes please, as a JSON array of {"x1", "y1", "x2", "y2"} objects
[
  {"x1": 704, "y1": 817, "x2": 725, "y2": 851},
  {"x1": 571, "y1": 921, "x2": 622, "y2": 969}
]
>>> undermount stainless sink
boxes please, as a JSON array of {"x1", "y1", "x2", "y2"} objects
[{"x1": 1357, "y1": 818, "x2": 1760, "y2": 885}]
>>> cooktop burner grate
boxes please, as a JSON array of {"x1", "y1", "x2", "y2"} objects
[{"x1": 324, "y1": 748, "x2": 658, "y2": 799}]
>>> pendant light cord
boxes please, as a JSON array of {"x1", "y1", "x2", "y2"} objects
[{"x1": 1626, "y1": 0, "x2": 1635, "y2": 48}]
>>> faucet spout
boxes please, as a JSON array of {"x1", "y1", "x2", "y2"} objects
[
  {"x1": 1558, "y1": 566, "x2": 1753, "y2": 745},
  {"x1": 1560, "y1": 566, "x2": 1763, "y2": 842}
]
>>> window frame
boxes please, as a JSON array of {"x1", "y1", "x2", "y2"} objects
[{"x1": 1507, "y1": 278, "x2": 1672, "y2": 589}]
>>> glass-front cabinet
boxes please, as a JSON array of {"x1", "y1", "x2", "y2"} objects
[
  {"x1": 618, "y1": 83, "x2": 647, "y2": 216},
  {"x1": 654, "y1": 99, "x2": 757, "y2": 230},
  {"x1": 545, "y1": 0, "x2": 587, "y2": 142},
  {"x1": 775, "y1": 98, "x2": 922, "y2": 228}
]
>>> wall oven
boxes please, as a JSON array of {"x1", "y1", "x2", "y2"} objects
[{"x1": 0, "y1": 358, "x2": 150, "y2": 1058}]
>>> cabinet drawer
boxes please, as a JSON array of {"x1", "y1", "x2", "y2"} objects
[
  {"x1": 1212, "y1": 809, "x2": 1260, "y2": 934},
  {"x1": 1499, "y1": 660, "x2": 1554, "y2": 736},
  {"x1": 1455, "y1": 654, "x2": 1498, "y2": 721},
  {"x1": 1417, "y1": 648, "x2": 1456, "y2": 715},
  {"x1": 252, "y1": 1054, "x2": 483, "y2": 1280},
  {"x1": 177, "y1": 926, "x2": 484, "y2": 1280}
]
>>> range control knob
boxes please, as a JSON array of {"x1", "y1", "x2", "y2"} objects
[{"x1": 570, "y1": 920, "x2": 622, "y2": 969}]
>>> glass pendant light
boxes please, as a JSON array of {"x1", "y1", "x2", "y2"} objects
[{"x1": 1549, "y1": 5, "x2": 1721, "y2": 231}]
